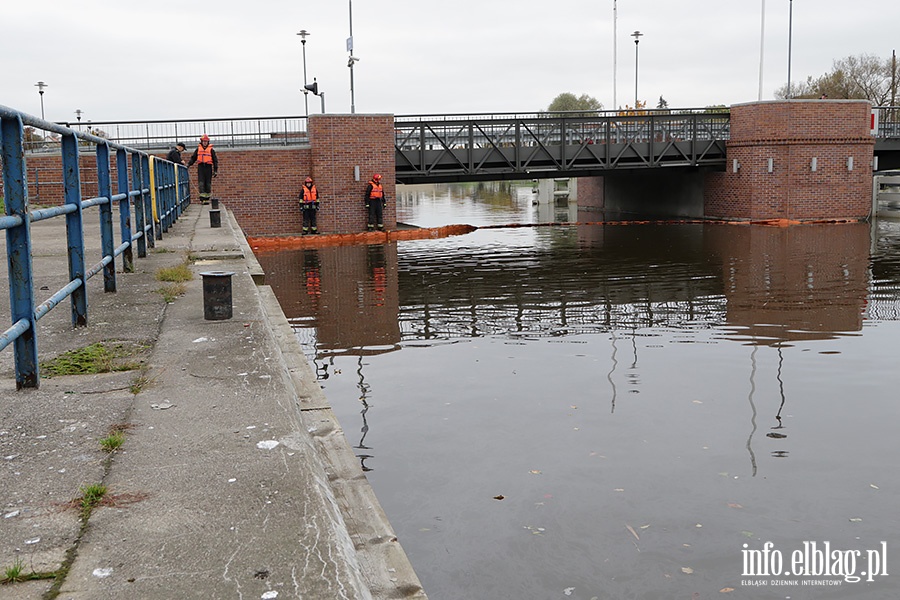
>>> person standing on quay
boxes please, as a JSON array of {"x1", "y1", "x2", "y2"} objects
[
  {"x1": 166, "y1": 142, "x2": 186, "y2": 164},
  {"x1": 364, "y1": 173, "x2": 386, "y2": 231},
  {"x1": 300, "y1": 176, "x2": 320, "y2": 234},
  {"x1": 187, "y1": 134, "x2": 218, "y2": 204}
]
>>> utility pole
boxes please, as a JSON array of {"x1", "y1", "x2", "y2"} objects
[{"x1": 892, "y1": 49, "x2": 897, "y2": 109}]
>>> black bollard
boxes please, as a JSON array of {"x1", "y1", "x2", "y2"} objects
[
  {"x1": 200, "y1": 271, "x2": 235, "y2": 320},
  {"x1": 211, "y1": 197, "x2": 220, "y2": 210},
  {"x1": 209, "y1": 209, "x2": 221, "y2": 228}
]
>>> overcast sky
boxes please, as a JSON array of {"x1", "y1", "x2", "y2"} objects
[{"x1": 1, "y1": 0, "x2": 896, "y2": 123}]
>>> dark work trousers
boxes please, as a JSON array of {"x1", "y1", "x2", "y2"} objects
[
  {"x1": 197, "y1": 163, "x2": 214, "y2": 199},
  {"x1": 302, "y1": 205, "x2": 318, "y2": 233},
  {"x1": 367, "y1": 200, "x2": 384, "y2": 230}
]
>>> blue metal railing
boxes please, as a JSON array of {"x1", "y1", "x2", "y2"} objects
[{"x1": 1, "y1": 104, "x2": 191, "y2": 389}]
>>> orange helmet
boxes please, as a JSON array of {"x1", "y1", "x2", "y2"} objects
[
  {"x1": 305, "y1": 177, "x2": 313, "y2": 183},
  {"x1": 373, "y1": 174, "x2": 382, "y2": 181},
  {"x1": 200, "y1": 134, "x2": 210, "y2": 142}
]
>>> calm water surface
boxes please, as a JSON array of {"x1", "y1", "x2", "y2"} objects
[{"x1": 258, "y1": 183, "x2": 900, "y2": 600}]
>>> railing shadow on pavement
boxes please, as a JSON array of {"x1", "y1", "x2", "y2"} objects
[{"x1": 1, "y1": 104, "x2": 191, "y2": 390}]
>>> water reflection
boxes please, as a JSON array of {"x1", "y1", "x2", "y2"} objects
[{"x1": 256, "y1": 207, "x2": 900, "y2": 599}]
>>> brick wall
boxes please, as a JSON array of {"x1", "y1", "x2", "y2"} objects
[
  {"x1": 2, "y1": 114, "x2": 396, "y2": 237},
  {"x1": 308, "y1": 114, "x2": 396, "y2": 234},
  {"x1": 704, "y1": 101, "x2": 875, "y2": 221}
]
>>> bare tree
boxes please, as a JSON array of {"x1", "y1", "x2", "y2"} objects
[{"x1": 775, "y1": 52, "x2": 897, "y2": 104}]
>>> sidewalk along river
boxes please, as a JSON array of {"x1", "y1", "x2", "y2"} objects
[{"x1": 255, "y1": 183, "x2": 900, "y2": 600}]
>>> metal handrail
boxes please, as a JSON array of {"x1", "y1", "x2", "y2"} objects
[{"x1": 1, "y1": 104, "x2": 191, "y2": 389}]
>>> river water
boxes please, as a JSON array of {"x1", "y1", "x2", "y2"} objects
[{"x1": 257, "y1": 183, "x2": 900, "y2": 600}]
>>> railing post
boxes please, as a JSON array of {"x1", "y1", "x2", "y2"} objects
[
  {"x1": 116, "y1": 149, "x2": 134, "y2": 273},
  {"x1": 61, "y1": 132, "x2": 87, "y2": 327},
  {"x1": 131, "y1": 153, "x2": 147, "y2": 257},
  {"x1": 515, "y1": 121, "x2": 521, "y2": 171},
  {"x1": 96, "y1": 142, "x2": 117, "y2": 293},
  {"x1": 1, "y1": 114, "x2": 39, "y2": 389},
  {"x1": 468, "y1": 122, "x2": 474, "y2": 175},
  {"x1": 142, "y1": 154, "x2": 155, "y2": 248}
]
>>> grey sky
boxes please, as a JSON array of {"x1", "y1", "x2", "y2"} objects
[{"x1": 1, "y1": 0, "x2": 896, "y2": 123}]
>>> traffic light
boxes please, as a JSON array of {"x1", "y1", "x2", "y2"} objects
[{"x1": 304, "y1": 80, "x2": 318, "y2": 96}]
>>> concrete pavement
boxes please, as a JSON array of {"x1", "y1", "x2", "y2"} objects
[{"x1": 0, "y1": 203, "x2": 426, "y2": 599}]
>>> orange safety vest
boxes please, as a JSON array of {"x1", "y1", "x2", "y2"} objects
[
  {"x1": 197, "y1": 144, "x2": 214, "y2": 164},
  {"x1": 302, "y1": 185, "x2": 318, "y2": 202},
  {"x1": 368, "y1": 181, "x2": 383, "y2": 199}
]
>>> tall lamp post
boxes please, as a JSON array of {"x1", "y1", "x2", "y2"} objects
[
  {"x1": 35, "y1": 81, "x2": 48, "y2": 120},
  {"x1": 786, "y1": 0, "x2": 793, "y2": 98},
  {"x1": 758, "y1": 0, "x2": 766, "y2": 101},
  {"x1": 348, "y1": 0, "x2": 358, "y2": 113},
  {"x1": 631, "y1": 31, "x2": 643, "y2": 109},
  {"x1": 297, "y1": 29, "x2": 311, "y2": 118},
  {"x1": 612, "y1": 0, "x2": 617, "y2": 110}
]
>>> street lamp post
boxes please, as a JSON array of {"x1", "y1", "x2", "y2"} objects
[
  {"x1": 631, "y1": 31, "x2": 643, "y2": 109},
  {"x1": 297, "y1": 29, "x2": 311, "y2": 119},
  {"x1": 613, "y1": 0, "x2": 618, "y2": 110},
  {"x1": 786, "y1": 0, "x2": 793, "y2": 98},
  {"x1": 35, "y1": 81, "x2": 48, "y2": 120},
  {"x1": 348, "y1": 0, "x2": 358, "y2": 113},
  {"x1": 758, "y1": 0, "x2": 766, "y2": 101}
]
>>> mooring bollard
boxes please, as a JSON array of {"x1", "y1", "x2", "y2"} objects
[
  {"x1": 200, "y1": 271, "x2": 235, "y2": 320},
  {"x1": 211, "y1": 197, "x2": 220, "y2": 210},
  {"x1": 209, "y1": 209, "x2": 221, "y2": 228}
]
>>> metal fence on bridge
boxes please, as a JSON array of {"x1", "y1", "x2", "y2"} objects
[
  {"x1": 394, "y1": 108, "x2": 732, "y2": 183},
  {"x1": 26, "y1": 116, "x2": 310, "y2": 154},
  {"x1": 1, "y1": 104, "x2": 190, "y2": 389}
]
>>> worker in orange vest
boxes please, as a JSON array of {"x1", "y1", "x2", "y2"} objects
[
  {"x1": 299, "y1": 176, "x2": 320, "y2": 234},
  {"x1": 187, "y1": 134, "x2": 219, "y2": 204},
  {"x1": 364, "y1": 173, "x2": 386, "y2": 231}
]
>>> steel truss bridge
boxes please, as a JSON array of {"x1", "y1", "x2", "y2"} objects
[
  {"x1": 393, "y1": 109, "x2": 731, "y2": 184},
  {"x1": 32, "y1": 106, "x2": 900, "y2": 181}
]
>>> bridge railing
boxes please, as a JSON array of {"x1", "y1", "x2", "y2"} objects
[
  {"x1": 1, "y1": 104, "x2": 190, "y2": 389},
  {"x1": 874, "y1": 106, "x2": 900, "y2": 137},
  {"x1": 26, "y1": 116, "x2": 310, "y2": 154},
  {"x1": 394, "y1": 109, "x2": 732, "y2": 182}
]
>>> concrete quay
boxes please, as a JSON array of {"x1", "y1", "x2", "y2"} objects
[{"x1": 0, "y1": 204, "x2": 426, "y2": 599}]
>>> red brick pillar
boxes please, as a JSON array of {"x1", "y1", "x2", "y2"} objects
[
  {"x1": 308, "y1": 114, "x2": 396, "y2": 233},
  {"x1": 705, "y1": 101, "x2": 875, "y2": 221}
]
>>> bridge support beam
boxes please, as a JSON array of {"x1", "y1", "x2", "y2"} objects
[{"x1": 705, "y1": 100, "x2": 875, "y2": 221}]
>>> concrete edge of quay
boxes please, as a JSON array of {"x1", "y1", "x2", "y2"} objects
[
  {"x1": 0, "y1": 203, "x2": 427, "y2": 600},
  {"x1": 233, "y1": 211, "x2": 429, "y2": 600}
]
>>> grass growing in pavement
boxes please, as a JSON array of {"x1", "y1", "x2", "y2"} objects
[
  {"x1": 0, "y1": 557, "x2": 57, "y2": 585},
  {"x1": 99, "y1": 430, "x2": 125, "y2": 453},
  {"x1": 2, "y1": 558, "x2": 25, "y2": 584},
  {"x1": 78, "y1": 484, "x2": 107, "y2": 519},
  {"x1": 155, "y1": 262, "x2": 193, "y2": 283},
  {"x1": 157, "y1": 282, "x2": 187, "y2": 303},
  {"x1": 130, "y1": 368, "x2": 154, "y2": 394},
  {"x1": 40, "y1": 342, "x2": 145, "y2": 377}
]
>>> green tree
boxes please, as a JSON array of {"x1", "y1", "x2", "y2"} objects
[
  {"x1": 545, "y1": 93, "x2": 603, "y2": 116},
  {"x1": 656, "y1": 95, "x2": 669, "y2": 110}
]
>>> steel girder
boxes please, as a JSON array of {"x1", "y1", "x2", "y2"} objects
[{"x1": 395, "y1": 112, "x2": 730, "y2": 184}]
